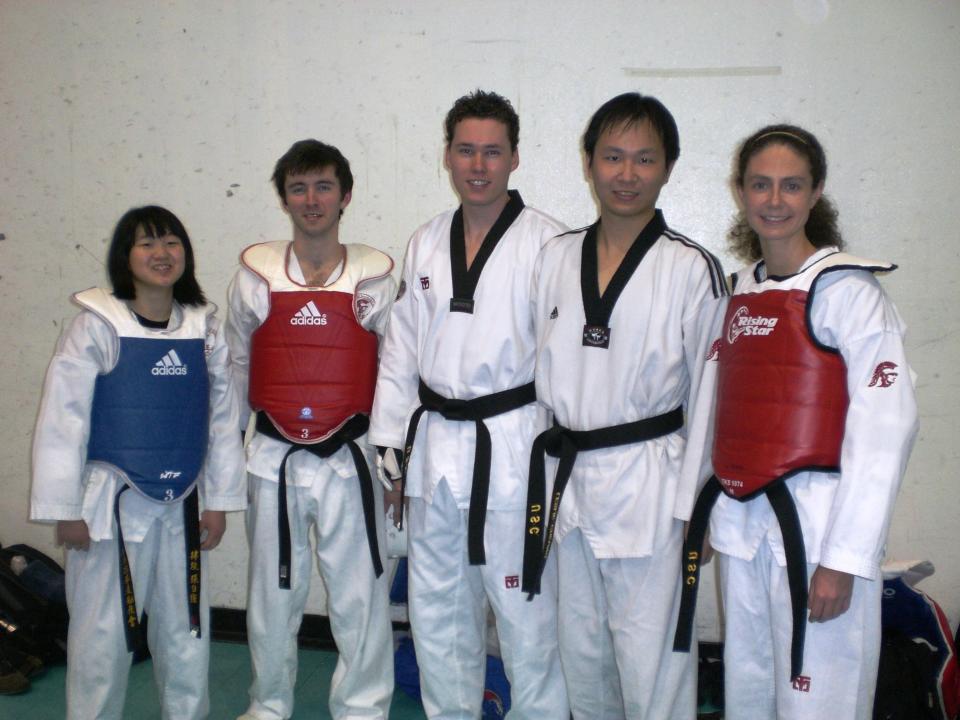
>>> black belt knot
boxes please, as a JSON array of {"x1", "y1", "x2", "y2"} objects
[
  {"x1": 431, "y1": 397, "x2": 470, "y2": 421},
  {"x1": 399, "y1": 379, "x2": 537, "y2": 566},
  {"x1": 521, "y1": 406, "x2": 684, "y2": 598}
]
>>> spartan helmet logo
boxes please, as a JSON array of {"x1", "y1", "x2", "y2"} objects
[
  {"x1": 868, "y1": 361, "x2": 899, "y2": 388},
  {"x1": 355, "y1": 293, "x2": 374, "y2": 320}
]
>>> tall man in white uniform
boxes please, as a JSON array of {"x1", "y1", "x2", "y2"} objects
[
  {"x1": 369, "y1": 90, "x2": 570, "y2": 719},
  {"x1": 524, "y1": 93, "x2": 728, "y2": 720},
  {"x1": 226, "y1": 140, "x2": 396, "y2": 720}
]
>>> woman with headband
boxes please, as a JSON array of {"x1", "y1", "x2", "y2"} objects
[{"x1": 676, "y1": 125, "x2": 918, "y2": 719}]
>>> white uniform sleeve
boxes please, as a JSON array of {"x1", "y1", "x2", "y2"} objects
[
  {"x1": 368, "y1": 235, "x2": 420, "y2": 451},
  {"x1": 674, "y1": 264, "x2": 728, "y2": 521},
  {"x1": 360, "y1": 272, "x2": 397, "y2": 341},
  {"x1": 30, "y1": 312, "x2": 114, "y2": 522},
  {"x1": 199, "y1": 313, "x2": 247, "y2": 512},
  {"x1": 225, "y1": 267, "x2": 266, "y2": 428},
  {"x1": 814, "y1": 271, "x2": 918, "y2": 579}
]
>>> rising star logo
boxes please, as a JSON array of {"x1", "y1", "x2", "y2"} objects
[
  {"x1": 705, "y1": 338, "x2": 721, "y2": 361},
  {"x1": 868, "y1": 361, "x2": 899, "y2": 388},
  {"x1": 726, "y1": 305, "x2": 779, "y2": 344}
]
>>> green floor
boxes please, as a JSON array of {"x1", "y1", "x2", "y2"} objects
[{"x1": 0, "y1": 641, "x2": 427, "y2": 720}]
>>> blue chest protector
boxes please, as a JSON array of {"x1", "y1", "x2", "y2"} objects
[{"x1": 79, "y1": 289, "x2": 210, "y2": 502}]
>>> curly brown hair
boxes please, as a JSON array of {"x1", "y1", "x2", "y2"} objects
[{"x1": 727, "y1": 124, "x2": 843, "y2": 264}]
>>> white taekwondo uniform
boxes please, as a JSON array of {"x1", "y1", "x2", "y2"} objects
[
  {"x1": 226, "y1": 242, "x2": 396, "y2": 720},
  {"x1": 704, "y1": 248, "x2": 918, "y2": 720},
  {"x1": 369, "y1": 191, "x2": 570, "y2": 720},
  {"x1": 532, "y1": 212, "x2": 727, "y2": 720},
  {"x1": 31, "y1": 289, "x2": 246, "y2": 720}
]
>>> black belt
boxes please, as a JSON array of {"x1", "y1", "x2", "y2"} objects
[
  {"x1": 673, "y1": 475, "x2": 808, "y2": 682},
  {"x1": 399, "y1": 379, "x2": 537, "y2": 565},
  {"x1": 521, "y1": 406, "x2": 684, "y2": 597},
  {"x1": 115, "y1": 485, "x2": 202, "y2": 653},
  {"x1": 256, "y1": 413, "x2": 383, "y2": 589}
]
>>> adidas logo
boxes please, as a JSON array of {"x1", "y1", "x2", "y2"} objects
[
  {"x1": 549, "y1": 306, "x2": 558, "y2": 319},
  {"x1": 152, "y1": 349, "x2": 188, "y2": 376},
  {"x1": 290, "y1": 301, "x2": 328, "y2": 326}
]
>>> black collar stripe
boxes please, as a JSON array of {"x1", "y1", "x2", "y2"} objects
[
  {"x1": 662, "y1": 228, "x2": 730, "y2": 299},
  {"x1": 581, "y1": 210, "x2": 666, "y2": 327},
  {"x1": 450, "y1": 190, "x2": 525, "y2": 307}
]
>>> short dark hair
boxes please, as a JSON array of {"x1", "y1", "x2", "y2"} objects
[
  {"x1": 728, "y1": 124, "x2": 843, "y2": 263},
  {"x1": 444, "y1": 90, "x2": 520, "y2": 151},
  {"x1": 108, "y1": 205, "x2": 206, "y2": 305},
  {"x1": 582, "y1": 92, "x2": 680, "y2": 166},
  {"x1": 271, "y1": 139, "x2": 354, "y2": 205}
]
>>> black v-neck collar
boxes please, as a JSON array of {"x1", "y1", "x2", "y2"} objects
[
  {"x1": 449, "y1": 190, "x2": 525, "y2": 313},
  {"x1": 581, "y1": 209, "x2": 666, "y2": 329}
]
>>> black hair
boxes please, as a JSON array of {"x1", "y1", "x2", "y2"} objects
[
  {"x1": 108, "y1": 205, "x2": 206, "y2": 305},
  {"x1": 582, "y1": 92, "x2": 680, "y2": 165},
  {"x1": 444, "y1": 89, "x2": 520, "y2": 151},
  {"x1": 271, "y1": 139, "x2": 354, "y2": 212}
]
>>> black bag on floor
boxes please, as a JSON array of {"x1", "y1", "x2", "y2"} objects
[{"x1": 0, "y1": 544, "x2": 68, "y2": 664}]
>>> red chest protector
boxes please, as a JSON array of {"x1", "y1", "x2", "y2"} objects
[
  {"x1": 244, "y1": 241, "x2": 392, "y2": 444},
  {"x1": 674, "y1": 251, "x2": 896, "y2": 681},
  {"x1": 712, "y1": 251, "x2": 891, "y2": 498}
]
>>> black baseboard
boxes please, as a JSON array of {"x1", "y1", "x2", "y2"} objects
[{"x1": 210, "y1": 607, "x2": 337, "y2": 650}]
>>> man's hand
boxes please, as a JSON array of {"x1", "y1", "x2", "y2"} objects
[
  {"x1": 57, "y1": 519, "x2": 90, "y2": 551},
  {"x1": 808, "y1": 566, "x2": 854, "y2": 622},
  {"x1": 375, "y1": 447, "x2": 404, "y2": 523},
  {"x1": 199, "y1": 510, "x2": 227, "y2": 550}
]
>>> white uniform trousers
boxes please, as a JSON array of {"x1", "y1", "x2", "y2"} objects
[
  {"x1": 718, "y1": 543, "x2": 881, "y2": 720},
  {"x1": 65, "y1": 515, "x2": 210, "y2": 720},
  {"x1": 557, "y1": 522, "x2": 696, "y2": 720},
  {"x1": 243, "y1": 472, "x2": 393, "y2": 720},
  {"x1": 407, "y1": 480, "x2": 568, "y2": 719}
]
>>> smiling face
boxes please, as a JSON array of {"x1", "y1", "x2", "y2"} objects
[
  {"x1": 444, "y1": 117, "x2": 519, "y2": 210},
  {"x1": 738, "y1": 142, "x2": 823, "y2": 249},
  {"x1": 128, "y1": 225, "x2": 186, "y2": 295},
  {"x1": 282, "y1": 165, "x2": 351, "y2": 242},
  {"x1": 588, "y1": 119, "x2": 673, "y2": 225}
]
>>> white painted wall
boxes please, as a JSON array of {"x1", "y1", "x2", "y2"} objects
[{"x1": 2, "y1": 0, "x2": 957, "y2": 639}]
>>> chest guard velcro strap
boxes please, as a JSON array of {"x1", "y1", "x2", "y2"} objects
[
  {"x1": 88, "y1": 337, "x2": 209, "y2": 502},
  {"x1": 249, "y1": 290, "x2": 378, "y2": 443},
  {"x1": 712, "y1": 288, "x2": 848, "y2": 499}
]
